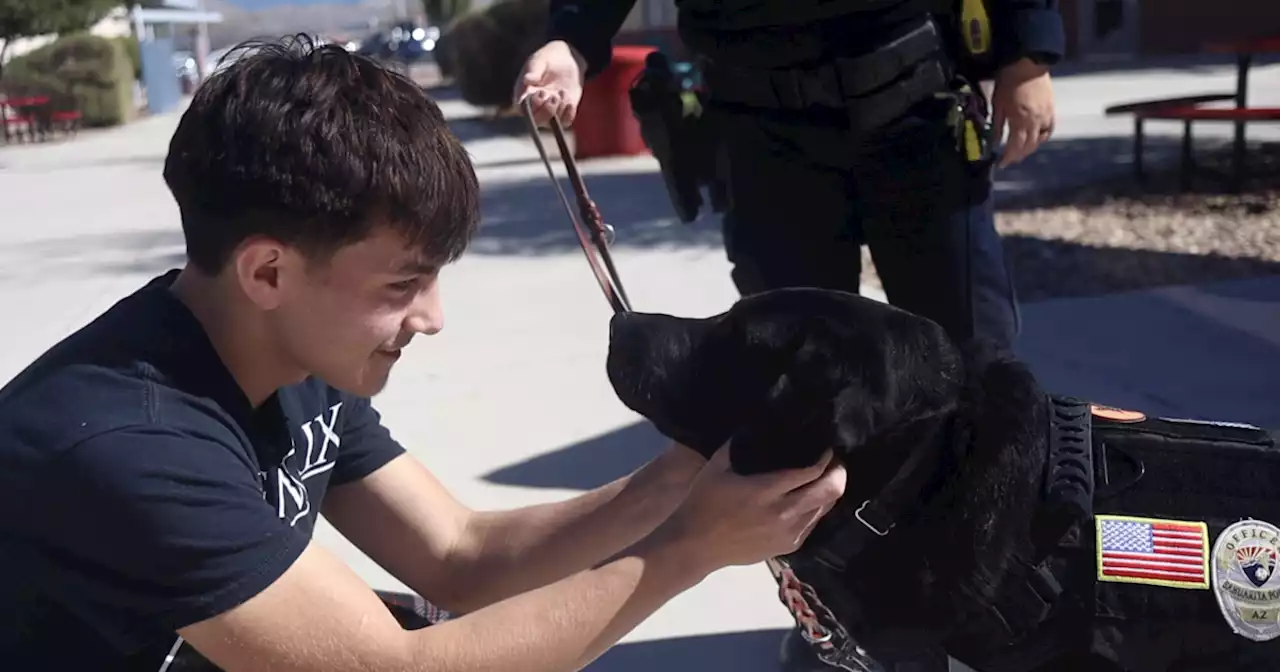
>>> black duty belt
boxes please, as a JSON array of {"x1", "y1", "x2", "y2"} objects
[{"x1": 700, "y1": 18, "x2": 948, "y2": 130}]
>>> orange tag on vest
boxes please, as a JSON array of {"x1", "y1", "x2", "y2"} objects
[{"x1": 1091, "y1": 403, "x2": 1146, "y2": 423}]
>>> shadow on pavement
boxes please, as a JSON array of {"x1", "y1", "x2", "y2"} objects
[
  {"x1": 993, "y1": 135, "x2": 1144, "y2": 207},
  {"x1": 97, "y1": 251, "x2": 188, "y2": 276},
  {"x1": 466, "y1": 132, "x2": 1252, "y2": 261},
  {"x1": 1017, "y1": 274, "x2": 1280, "y2": 429},
  {"x1": 1, "y1": 129, "x2": 1271, "y2": 306},
  {"x1": 996, "y1": 135, "x2": 1280, "y2": 211},
  {"x1": 448, "y1": 113, "x2": 531, "y2": 144},
  {"x1": 486, "y1": 274, "x2": 1280, "y2": 495},
  {"x1": 470, "y1": 154, "x2": 556, "y2": 171},
  {"x1": 482, "y1": 420, "x2": 668, "y2": 490},
  {"x1": 991, "y1": 134, "x2": 1248, "y2": 209},
  {"x1": 425, "y1": 85, "x2": 464, "y2": 103},
  {"x1": 1002, "y1": 235, "x2": 1280, "y2": 301},
  {"x1": 472, "y1": 168, "x2": 724, "y2": 256},
  {"x1": 585, "y1": 628, "x2": 789, "y2": 672},
  {"x1": 989, "y1": 135, "x2": 1280, "y2": 300},
  {"x1": 0, "y1": 228, "x2": 186, "y2": 283}
]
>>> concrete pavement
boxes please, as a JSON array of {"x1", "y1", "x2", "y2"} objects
[{"x1": 0, "y1": 57, "x2": 1278, "y2": 670}]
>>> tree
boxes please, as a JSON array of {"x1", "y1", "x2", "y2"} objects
[
  {"x1": 0, "y1": 0, "x2": 119, "y2": 81},
  {"x1": 446, "y1": 0, "x2": 547, "y2": 109},
  {"x1": 421, "y1": 0, "x2": 472, "y2": 27}
]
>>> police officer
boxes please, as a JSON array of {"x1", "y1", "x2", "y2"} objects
[
  {"x1": 515, "y1": 2, "x2": 1061, "y2": 667},
  {"x1": 515, "y1": 0, "x2": 1062, "y2": 362}
]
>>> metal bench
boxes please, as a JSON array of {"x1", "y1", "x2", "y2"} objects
[
  {"x1": 1104, "y1": 94, "x2": 1238, "y2": 186},
  {"x1": 1134, "y1": 104, "x2": 1280, "y2": 191}
]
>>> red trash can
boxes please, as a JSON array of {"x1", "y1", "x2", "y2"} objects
[{"x1": 573, "y1": 44, "x2": 657, "y2": 160}]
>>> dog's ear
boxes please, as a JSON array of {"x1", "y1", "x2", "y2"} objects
[
  {"x1": 726, "y1": 367, "x2": 838, "y2": 475},
  {"x1": 605, "y1": 311, "x2": 726, "y2": 456},
  {"x1": 726, "y1": 297, "x2": 967, "y2": 476}
]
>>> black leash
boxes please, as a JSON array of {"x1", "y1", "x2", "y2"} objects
[{"x1": 520, "y1": 97, "x2": 633, "y2": 315}]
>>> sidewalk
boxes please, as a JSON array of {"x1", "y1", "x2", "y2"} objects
[{"x1": 0, "y1": 58, "x2": 1276, "y2": 671}]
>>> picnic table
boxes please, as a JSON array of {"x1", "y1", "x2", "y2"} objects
[
  {"x1": 1, "y1": 94, "x2": 82, "y2": 144},
  {"x1": 1104, "y1": 35, "x2": 1280, "y2": 191},
  {"x1": 1205, "y1": 35, "x2": 1280, "y2": 187}
]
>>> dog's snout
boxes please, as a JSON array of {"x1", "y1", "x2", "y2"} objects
[
  {"x1": 608, "y1": 312, "x2": 631, "y2": 342},
  {"x1": 605, "y1": 312, "x2": 701, "y2": 408},
  {"x1": 607, "y1": 314, "x2": 644, "y2": 364}
]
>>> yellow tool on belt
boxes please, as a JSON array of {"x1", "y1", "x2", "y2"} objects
[
  {"x1": 963, "y1": 115, "x2": 983, "y2": 162},
  {"x1": 940, "y1": 80, "x2": 991, "y2": 164},
  {"x1": 950, "y1": 0, "x2": 994, "y2": 163},
  {"x1": 960, "y1": 0, "x2": 992, "y2": 58}
]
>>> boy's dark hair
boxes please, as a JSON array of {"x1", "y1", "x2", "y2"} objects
[{"x1": 163, "y1": 34, "x2": 480, "y2": 275}]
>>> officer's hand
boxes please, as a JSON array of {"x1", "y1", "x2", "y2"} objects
[
  {"x1": 513, "y1": 40, "x2": 587, "y2": 128},
  {"x1": 654, "y1": 446, "x2": 847, "y2": 571},
  {"x1": 990, "y1": 58, "x2": 1056, "y2": 168}
]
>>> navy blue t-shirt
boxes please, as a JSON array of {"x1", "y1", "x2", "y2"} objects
[{"x1": 0, "y1": 270, "x2": 408, "y2": 670}]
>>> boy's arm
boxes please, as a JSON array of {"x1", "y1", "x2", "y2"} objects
[
  {"x1": 322, "y1": 442, "x2": 704, "y2": 613},
  {"x1": 179, "y1": 533, "x2": 709, "y2": 672}
]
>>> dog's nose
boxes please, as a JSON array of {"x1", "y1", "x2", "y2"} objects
[{"x1": 608, "y1": 312, "x2": 633, "y2": 342}]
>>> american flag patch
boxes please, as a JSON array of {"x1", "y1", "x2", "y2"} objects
[{"x1": 1096, "y1": 514, "x2": 1210, "y2": 589}]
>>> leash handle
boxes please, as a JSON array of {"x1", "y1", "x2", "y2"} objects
[{"x1": 521, "y1": 98, "x2": 633, "y2": 315}]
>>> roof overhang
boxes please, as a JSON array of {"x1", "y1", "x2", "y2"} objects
[{"x1": 132, "y1": 7, "x2": 224, "y2": 25}]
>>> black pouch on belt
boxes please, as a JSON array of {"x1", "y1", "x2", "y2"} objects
[
  {"x1": 629, "y1": 52, "x2": 707, "y2": 223},
  {"x1": 700, "y1": 16, "x2": 950, "y2": 135}
]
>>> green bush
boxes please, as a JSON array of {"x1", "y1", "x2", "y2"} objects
[
  {"x1": 422, "y1": 0, "x2": 472, "y2": 26},
  {"x1": 112, "y1": 35, "x2": 142, "y2": 81},
  {"x1": 2, "y1": 32, "x2": 136, "y2": 128},
  {"x1": 434, "y1": 20, "x2": 458, "y2": 79},
  {"x1": 445, "y1": 0, "x2": 548, "y2": 109}
]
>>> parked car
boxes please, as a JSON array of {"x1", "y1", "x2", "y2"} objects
[{"x1": 356, "y1": 22, "x2": 439, "y2": 64}]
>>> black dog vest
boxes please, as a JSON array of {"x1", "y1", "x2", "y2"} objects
[{"x1": 772, "y1": 397, "x2": 1280, "y2": 671}]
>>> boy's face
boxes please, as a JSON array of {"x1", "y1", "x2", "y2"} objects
[{"x1": 268, "y1": 227, "x2": 446, "y2": 397}]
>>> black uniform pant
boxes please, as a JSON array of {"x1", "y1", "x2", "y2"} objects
[{"x1": 712, "y1": 97, "x2": 1021, "y2": 352}]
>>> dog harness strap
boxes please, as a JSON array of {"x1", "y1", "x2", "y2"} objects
[
  {"x1": 943, "y1": 397, "x2": 1095, "y2": 670},
  {"x1": 1030, "y1": 395, "x2": 1094, "y2": 560},
  {"x1": 990, "y1": 560, "x2": 1064, "y2": 636},
  {"x1": 960, "y1": 395, "x2": 1091, "y2": 655},
  {"x1": 947, "y1": 549, "x2": 1080, "y2": 671},
  {"x1": 813, "y1": 418, "x2": 956, "y2": 571}
]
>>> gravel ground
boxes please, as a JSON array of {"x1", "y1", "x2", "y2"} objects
[{"x1": 861, "y1": 141, "x2": 1280, "y2": 301}]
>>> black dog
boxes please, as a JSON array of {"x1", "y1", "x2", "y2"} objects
[{"x1": 605, "y1": 287, "x2": 1280, "y2": 672}]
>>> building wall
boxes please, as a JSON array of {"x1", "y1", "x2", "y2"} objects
[
  {"x1": 1138, "y1": 0, "x2": 1280, "y2": 55},
  {"x1": 1056, "y1": 0, "x2": 1279, "y2": 61},
  {"x1": 1058, "y1": 0, "x2": 1081, "y2": 59}
]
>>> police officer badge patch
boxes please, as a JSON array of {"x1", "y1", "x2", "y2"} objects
[{"x1": 1212, "y1": 518, "x2": 1280, "y2": 642}]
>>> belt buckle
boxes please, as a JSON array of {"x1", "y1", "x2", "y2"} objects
[{"x1": 855, "y1": 500, "x2": 893, "y2": 537}]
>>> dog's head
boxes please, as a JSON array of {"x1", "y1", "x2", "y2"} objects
[
  {"x1": 607, "y1": 287, "x2": 1053, "y2": 663},
  {"x1": 605, "y1": 287, "x2": 967, "y2": 475}
]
